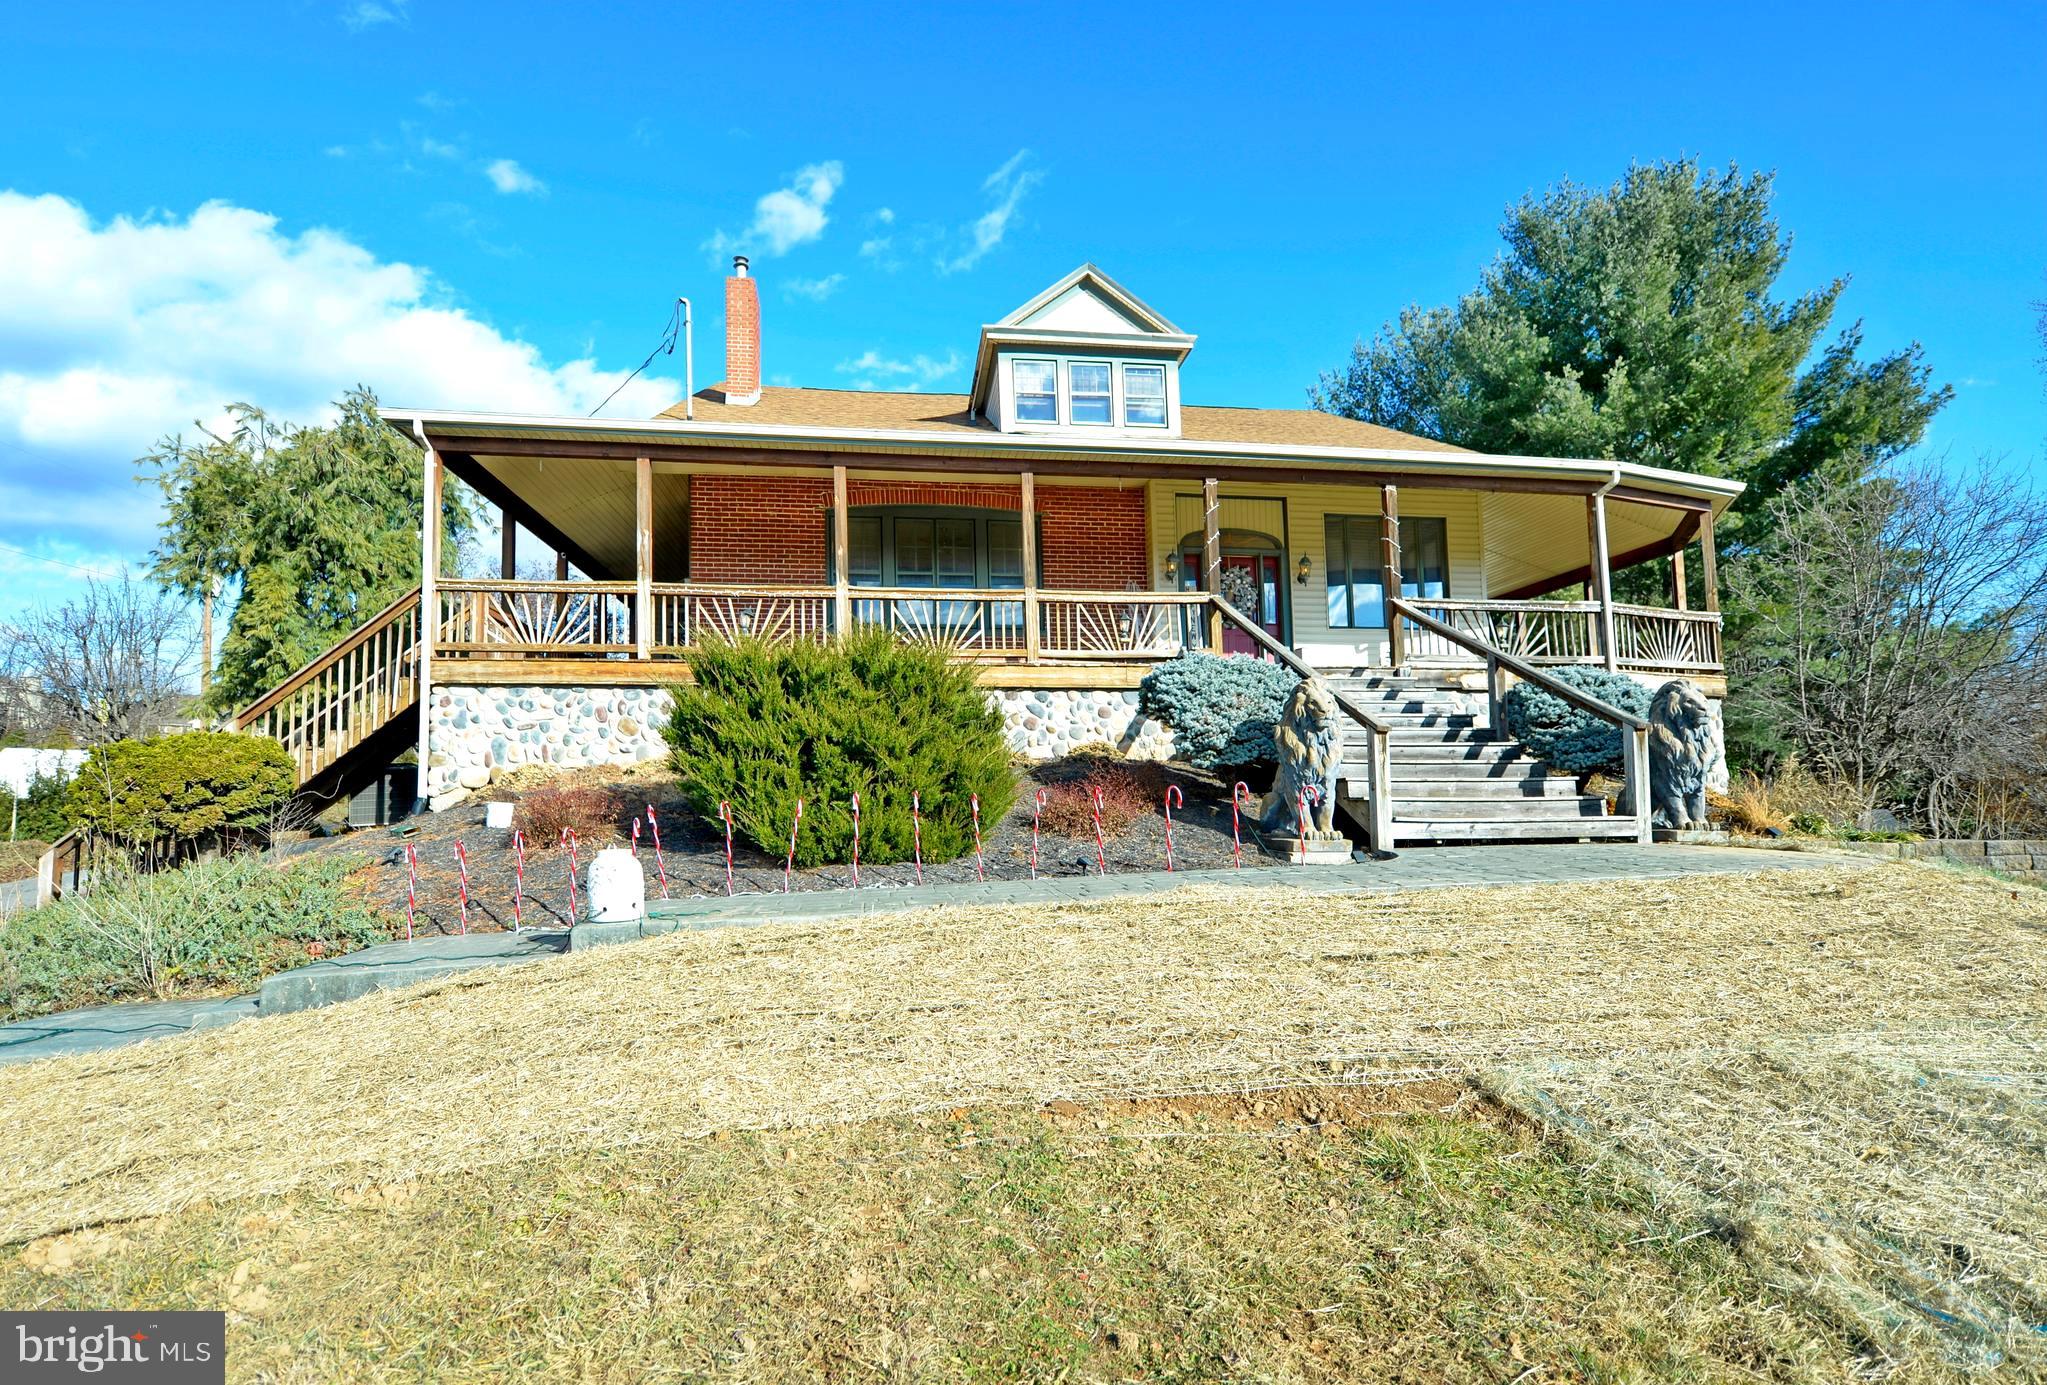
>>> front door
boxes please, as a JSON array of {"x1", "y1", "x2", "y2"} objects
[{"x1": 1185, "y1": 550, "x2": 1285, "y2": 655}]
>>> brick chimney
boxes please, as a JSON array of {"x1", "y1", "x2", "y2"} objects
[{"x1": 723, "y1": 255, "x2": 761, "y2": 405}]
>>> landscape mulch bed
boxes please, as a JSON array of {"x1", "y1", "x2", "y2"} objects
[{"x1": 291, "y1": 759, "x2": 1315, "y2": 936}]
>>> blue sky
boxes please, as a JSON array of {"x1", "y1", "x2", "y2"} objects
[{"x1": 1, "y1": 0, "x2": 2041, "y2": 621}]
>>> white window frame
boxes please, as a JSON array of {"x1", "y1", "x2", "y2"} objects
[
  {"x1": 1065, "y1": 358, "x2": 1115, "y2": 427},
  {"x1": 1120, "y1": 362, "x2": 1168, "y2": 428},
  {"x1": 1012, "y1": 358, "x2": 1060, "y2": 425}
]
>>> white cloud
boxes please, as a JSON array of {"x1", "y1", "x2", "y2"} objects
[
  {"x1": 783, "y1": 274, "x2": 846, "y2": 302},
  {"x1": 417, "y1": 90, "x2": 459, "y2": 112},
  {"x1": 340, "y1": 0, "x2": 406, "y2": 30},
  {"x1": 834, "y1": 349, "x2": 963, "y2": 392},
  {"x1": 703, "y1": 161, "x2": 843, "y2": 260},
  {"x1": 942, "y1": 150, "x2": 1043, "y2": 274},
  {"x1": 875, "y1": 207, "x2": 895, "y2": 225},
  {"x1": 0, "y1": 192, "x2": 682, "y2": 615},
  {"x1": 485, "y1": 158, "x2": 545, "y2": 195}
]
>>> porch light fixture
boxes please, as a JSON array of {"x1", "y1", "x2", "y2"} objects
[
  {"x1": 1163, "y1": 553, "x2": 1179, "y2": 584},
  {"x1": 1296, "y1": 555, "x2": 1311, "y2": 585}
]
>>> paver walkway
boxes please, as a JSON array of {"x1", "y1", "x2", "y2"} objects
[{"x1": 1, "y1": 844, "x2": 1852, "y2": 1066}]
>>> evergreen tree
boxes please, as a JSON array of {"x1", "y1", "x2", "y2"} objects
[
  {"x1": 1313, "y1": 160, "x2": 1950, "y2": 548},
  {"x1": 143, "y1": 388, "x2": 474, "y2": 711}
]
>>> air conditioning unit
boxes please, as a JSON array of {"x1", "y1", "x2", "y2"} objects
[{"x1": 348, "y1": 764, "x2": 419, "y2": 829}]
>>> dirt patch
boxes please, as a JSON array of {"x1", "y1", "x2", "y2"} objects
[{"x1": 1042, "y1": 1078, "x2": 1474, "y2": 1132}]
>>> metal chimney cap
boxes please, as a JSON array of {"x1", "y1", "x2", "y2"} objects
[{"x1": 731, "y1": 254, "x2": 750, "y2": 277}]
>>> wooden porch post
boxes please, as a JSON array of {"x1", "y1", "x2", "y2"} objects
[
  {"x1": 1670, "y1": 546, "x2": 1689, "y2": 612},
  {"x1": 1699, "y1": 509, "x2": 1720, "y2": 613},
  {"x1": 1379, "y1": 483, "x2": 1403, "y2": 669},
  {"x1": 1019, "y1": 471, "x2": 1041, "y2": 662},
  {"x1": 500, "y1": 506, "x2": 518, "y2": 579},
  {"x1": 417, "y1": 435, "x2": 443, "y2": 798},
  {"x1": 554, "y1": 551, "x2": 569, "y2": 581},
  {"x1": 634, "y1": 455, "x2": 653, "y2": 659},
  {"x1": 1201, "y1": 476, "x2": 1223, "y2": 648},
  {"x1": 1587, "y1": 491, "x2": 1617, "y2": 672},
  {"x1": 832, "y1": 464, "x2": 851, "y2": 638}
]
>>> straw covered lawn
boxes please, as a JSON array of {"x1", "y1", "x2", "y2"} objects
[{"x1": 4, "y1": 859, "x2": 2044, "y2": 1370}]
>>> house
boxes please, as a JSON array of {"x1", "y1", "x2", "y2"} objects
[{"x1": 234, "y1": 260, "x2": 1737, "y2": 848}]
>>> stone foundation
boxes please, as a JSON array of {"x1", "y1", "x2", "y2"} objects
[
  {"x1": 989, "y1": 688, "x2": 1176, "y2": 761},
  {"x1": 424, "y1": 682, "x2": 1175, "y2": 805},
  {"x1": 425, "y1": 685, "x2": 674, "y2": 802}
]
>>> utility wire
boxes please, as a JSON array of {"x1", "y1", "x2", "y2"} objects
[
  {"x1": 589, "y1": 298, "x2": 684, "y2": 418},
  {"x1": 0, "y1": 539, "x2": 127, "y2": 580}
]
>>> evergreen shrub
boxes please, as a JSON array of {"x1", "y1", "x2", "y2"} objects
[
  {"x1": 1137, "y1": 653, "x2": 1298, "y2": 770},
  {"x1": 664, "y1": 632, "x2": 1017, "y2": 867},
  {"x1": 1501, "y1": 666, "x2": 1651, "y2": 774},
  {"x1": 3, "y1": 770, "x2": 74, "y2": 842},
  {"x1": 0, "y1": 852, "x2": 389, "y2": 1021},
  {"x1": 67, "y1": 731, "x2": 296, "y2": 855}
]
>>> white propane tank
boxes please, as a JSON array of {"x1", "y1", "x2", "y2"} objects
[{"x1": 585, "y1": 848, "x2": 645, "y2": 923}]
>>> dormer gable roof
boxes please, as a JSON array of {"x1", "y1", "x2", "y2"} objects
[{"x1": 968, "y1": 263, "x2": 1197, "y2": 415}]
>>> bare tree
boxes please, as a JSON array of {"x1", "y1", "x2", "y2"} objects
[
  {"x1": 1, "y1": 574, "x2": 199, "y2": 747},
  {"x1": 1728, "y1": 459, "x2": 2047, "y2": 829}
]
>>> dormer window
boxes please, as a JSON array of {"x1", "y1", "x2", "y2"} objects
[
  {"x1": 1069, "y1": 362, "x2": 1113, "y2": 424},
  {"x1": 1014, "y1": 359, "x2": 1058, "y2": 422},
  {"x1": 1123, "y1": 363, "x2": 1167, "y2": 427}
]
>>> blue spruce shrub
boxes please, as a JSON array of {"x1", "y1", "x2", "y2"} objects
[
  {"x1": 1501, "y1": 665, "x2": 1651, "y2": 774},
  {"x1": 1138, "y1": 653, "x2": 1299, "y2": 770}
]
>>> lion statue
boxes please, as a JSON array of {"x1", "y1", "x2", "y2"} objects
[
  {"x1": 1261, "y1": 677, "x2": 1345, "y2": 838},
  {"x1": 1647, "y1": 679, "x2": 1716, "y2": 830}
]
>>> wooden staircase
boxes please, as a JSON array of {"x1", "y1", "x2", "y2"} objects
[
  {"x1": 1328, "y1": 676, "x2": 1638, "y2": 843},
  {"x1": 233, "y1": 587, "x2": 423, "y2": 792}
]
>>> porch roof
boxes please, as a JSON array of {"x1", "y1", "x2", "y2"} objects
[{"x1": 382, "y1": 402, "x2": 1746, "y2": 513}]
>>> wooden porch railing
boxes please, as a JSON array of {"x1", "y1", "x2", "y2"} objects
[
  {"x1": 437, "y1": 579, "x2": 635, "y2": 654},
  {"x1": 1400, "y1": 597, "x2": 1722, "y2": 676},
  {"x1": 234, "y1": 587, "x2": 423, "y2": 783},
  {"x1": 1610, "y1": 603, "x2": 1723, "y2": 673}
]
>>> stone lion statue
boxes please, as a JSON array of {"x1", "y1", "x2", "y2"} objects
[
  {"x1": 1261, "y1": 677, "x2": 1345, "y2": 838},
  {"x1": 1647, "y1": 679, "x2": 1716, "y2": 830}
]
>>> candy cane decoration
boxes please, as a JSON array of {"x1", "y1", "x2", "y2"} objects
[
  {"x1": 630, "y1": 816, "x2": 641, "y2": 858},
  {"x1": 911, "y1": 791, "x2": 924, "y2": 884},
  {"x1": 511, "y1": 829, "x2": 527, "y2": 930},
  {"x1": 561, "y1": 828, "x2": 580, "y2": 922},
  {"x1": 1162, "y1": 785, "x2": 1183, "y2": 872},
  {"x1": 850, "y1": 791, "x2": 861, "y2": 886},
  {"x1": 1091, "y1": 786, "x2": 1109, "y2": 876},
  {"x1": 970, "y1": 793, "x2": 986, "y2": 881},
  {"x1": 645, "y1": 806, "x2": 670, "y2": 900},
  {"x1": 402, "y1": 842, "x2": 420, "y2": 941},
  {"x1": 784, "y1": 798, "x2": 804, "y2": 893},
  {"x1": 1231, "y1": 782, "x2": 1252, "y2": 868},
  {"x1": 1294, "y1": 786, "x2": 1323, "y2": 865},
  {"x1": 718, "y1": 801, "x2": 735, "y2": 896},
  {"x1": 453, "y1": 839, "x2": 471, "y2": 934},
  {"x1": 1030, "y1": 787, "x2": 1048, "y2": 879}
]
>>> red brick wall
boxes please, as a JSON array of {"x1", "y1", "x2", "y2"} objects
[
  {"x1": 1038, "y1": 486, "x2": 1147, "y2": 590},
  {"x1": 687, "y1": 475, "x2": 829, "y2": 583},
  {"x1": 686, "y1": 476, "x2": 1148, "y2": 590}
]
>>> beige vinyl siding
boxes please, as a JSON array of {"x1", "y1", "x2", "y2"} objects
[
  {"x1": 1480, "y1": 491, "x2": 1692, "y2": 597},
  {"x1": 1147, "y1": 480, "x2": 1486, "y2": 668}
]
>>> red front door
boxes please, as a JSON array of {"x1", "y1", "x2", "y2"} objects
[{"x1": 1185, "y1": 551, "x2": 1285, "y2": 655}]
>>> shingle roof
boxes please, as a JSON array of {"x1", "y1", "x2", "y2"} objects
[{"x1": 655, "y1": 387, "x2": 1471, "y2": 455}]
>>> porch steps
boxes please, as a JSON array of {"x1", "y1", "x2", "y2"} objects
[{"x1": 1327, "y1": 674, "x2": 1631, "y2": 846}]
